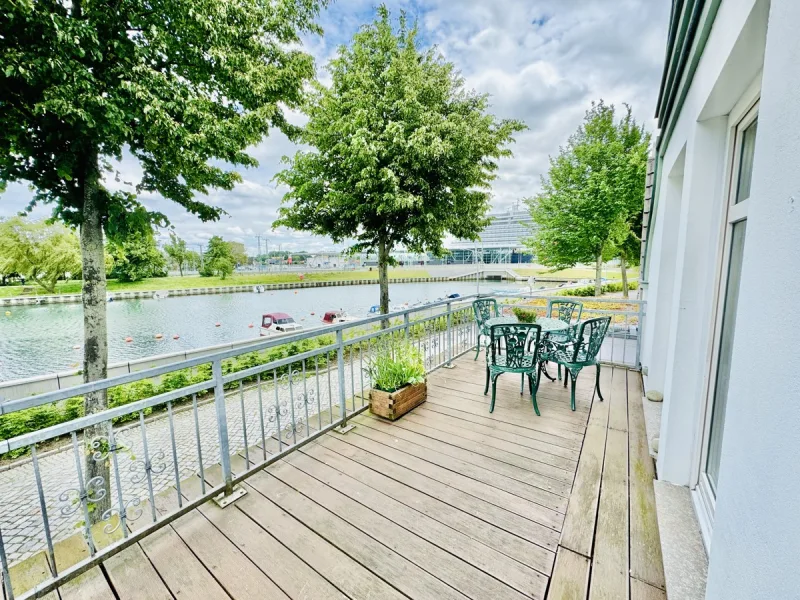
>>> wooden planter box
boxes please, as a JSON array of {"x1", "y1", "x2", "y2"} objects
[{"x1": 369, "y1": 382, "x2": 427, "y2": 421}]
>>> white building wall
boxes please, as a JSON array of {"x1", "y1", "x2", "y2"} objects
[{"x1": 705, "y1": 0, "x2": 800, "y2": 597}]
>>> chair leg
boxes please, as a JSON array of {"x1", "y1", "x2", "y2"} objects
[
  {"x1": 490, "y1": 376, "x2": 498, "y2": 413},
  {"x1": 484, "y1": 365, "x2": 490, "y2": 395},
  {"x1": 557, "y1": 364, "x2": 562, "y2": 381},
  {"x1": 595, "y1": 364, "x2": 604, "y2": 402},
  {"x1": 529, "y1": 374, "x2": 540, "y2": 416},
  {"x1": 474, "y1": 334, "x2": 482, "y2": 360},
  {"x1": 564, "y1": 369, "x2": 568, "y2": 388},
  {"x1": 569, "y1": 368, "x2": 579, "y2": 411},
  {"x1": 520, "y1": 373, "x2": 524, "y2": 395}
]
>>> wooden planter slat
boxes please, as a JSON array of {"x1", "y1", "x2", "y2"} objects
[{"x1": 369, "y1": 382, "x2": 427, "y2": 421}]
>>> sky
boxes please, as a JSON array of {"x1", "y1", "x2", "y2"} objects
[{"x1": 0, "y1": 0, "x2": 671, "y2": 256}]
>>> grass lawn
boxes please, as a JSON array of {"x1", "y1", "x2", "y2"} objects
[
  {"x1": 512, "y1": 266, "x2": 640, "y2": 280},
  {"x1": 0, "y1": 268, "x2": 432, "y2": 298}
]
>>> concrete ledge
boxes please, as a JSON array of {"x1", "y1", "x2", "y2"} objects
[
  {"x1": 654, "y1": 480, "x2": 708, "y2": 600},
  {"x1": 641, "y1": 394, "x2": 662, "y2": 459}
]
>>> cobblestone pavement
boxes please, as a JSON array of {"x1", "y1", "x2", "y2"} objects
[{"x1": 0, "y1": 324, "x2": 474, "y2": 565}]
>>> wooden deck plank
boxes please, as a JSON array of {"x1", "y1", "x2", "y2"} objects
[
  {"x1": 426, "y1": 383, "x2": 588, "y2": 436},
  {"x1": 589, "y1": 428, "x2": 630, "y2": 600},
  {"x1": 630, "y1": 578, "x2": 667, "y2": 600},
  {"x1": 269, "y1": 457, "x2": 538, "y2": 600},
  {"x1": 346, "y1": 425, "x2": 566, "y2": 527},
  {"x1": 244, "y1": 467, "x2": 470, "y2": 600},
  {"x1": 607, "y1": 369, "x2": 629, "y2": 432},
  {"x1": 316, "y1": 434, "x2": 561, "y2": 551},
  {"x1": 428, "y1": 373, "x2": 593, "y2": 421},
  {"x1": 627, "y1": 373, "x2": 666, "y2": 590},
  {"x1": 170, "y1": 503, "x2": 291, "y2": 600},
  {"x1": 413, "y1": 404, "x2": 580, "y2": 462},
  {"x1": 299, "y1": 440, "x2": 556, "y2": 575},
  {"x1": 103, "y1": 545, "x2": 173, "y2": 600},
  {"x1": 137, "y1": 526, "x2": 232, "y2": 600},
  {"x1": 208, "y1": 459, "x2": 405, "y2": 600},
  {"x1": 424, "y1": 395, "x2": 584, "y2": 450},
  {"x1": 182, "y1": 476, "x2": 348, "y2": 600},
  {"x1": 356, "y1": 413, "x2": 574, "y2": 496},
  {"x1": 58, "y1": 568, "x2": 115, "y2": 600},
  {"x1": 404, "y1": 407, "x2": 578, "y2": 472},
  {"x1": 559, "y1": 367, "x2": 613, "y2": 557},
  {"x1": 546, "y1": 547, "x2": 590, "y2": 600}
]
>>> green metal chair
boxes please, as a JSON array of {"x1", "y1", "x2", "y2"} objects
[
  {"x1": 483, "y1": 323, "x2": 544, "y2": 415},
  {"x1": 472, "y1": 298, "x2": 499, "y2": 360},
  {"x1": 545, "y1": 299, "x2": 583, "y2": 380},
  {"x1": 540, "y1": 316, "x2": 611, "y2": 411}
]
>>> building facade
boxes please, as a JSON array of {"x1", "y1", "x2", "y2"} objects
[
  {"x1": 447, "y1": 206, "x2": 536, "y2": 263},
  {"x1": 641, "y1": 1, "x2": 799, "y2": 598}
]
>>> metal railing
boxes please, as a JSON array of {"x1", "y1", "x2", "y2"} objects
[{"x1": 0, "y1": 293, "x2": 643, "y2": 599}]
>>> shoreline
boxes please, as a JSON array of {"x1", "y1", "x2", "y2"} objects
[{"x1": 0, "y1": 275, "x2": 455, "y2": 306}]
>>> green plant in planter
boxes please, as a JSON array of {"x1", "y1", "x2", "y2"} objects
[
  {"x1": 366, "y1": 339, "x2": 426, "y2": 393},
  {"x1": 512, "y1": 307, "x2": 538, "y2": 323}
]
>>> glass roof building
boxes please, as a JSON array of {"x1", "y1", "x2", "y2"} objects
[{"x1": 447, "y1": 206, "x2": 536, "y2": 264}]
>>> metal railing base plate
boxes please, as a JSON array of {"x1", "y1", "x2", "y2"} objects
[
  {"x1": 442, "y1": 364, "x2": 457, "y2": 369},
  {"x1": 334, "y1": 423, "x2": 356, "y2": 434},
  {"x1": 213, "y1": 485, "x2": 247, "y2": 508}
]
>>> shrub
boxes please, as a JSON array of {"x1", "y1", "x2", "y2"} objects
[
  {"x1": 560, "y1": 280, "x2": 639, "y2": 297},
  {"x1": 366, "y1": 339, "x2": 426, "y2": 393}
]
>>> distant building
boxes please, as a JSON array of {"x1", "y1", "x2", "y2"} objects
[{"x1": 447, "y1": 206, "x2": 536, "y2": 264}]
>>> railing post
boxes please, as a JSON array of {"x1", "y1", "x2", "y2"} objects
[
  {"x1": 334, "y1": 328, "x2": 354, "y2": 434},
  {"x1": 635, "y1": 300, "x2": 645, "y2": 370},
  {"x1": 444, "y1": 302, "x2": 455, "y2": 369},
  {"x1": 211, "y1": 359, "x2": 246, "y2": 507},
  {"x1": 403, "y1": 312, "x2": 410, "y2": 337}
]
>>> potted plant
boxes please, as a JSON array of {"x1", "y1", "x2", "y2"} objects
[
  {"x1": 511, "y1": 306, "x2": 538, "y2": 323},
  {"x1": 366, "y1": 338, "x2": 427, "y2": 420}
]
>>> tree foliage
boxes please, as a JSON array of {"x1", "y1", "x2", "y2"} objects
[
  {"x1": 226, "y1": 241, "x2": 248, "y2": 266},
  {"x1": 276, "y1": 5, "x2": 525, "y2": 314},
  {"x1": 0, "y1": 0, "x2": 326, "y2": 518},
  {"x1": 201, "y1": 236, "x2": 235, "y2": 279},
  {"x1": 0, "y1": 217, "x2": 81, "y2": 293},
  {"x1": 526, "y1": 101, "x2": 650, "y2": 295},
  {"x1": 163, "y1": 232, "x2": 189, "y2": 276},
  {"x1": 108, "y1": 228, "x2": 167, "y2": 282}
]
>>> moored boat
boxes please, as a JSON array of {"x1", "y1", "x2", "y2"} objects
[{"x1": 260, "y1": 312, "x2": 303, "y2": 336}]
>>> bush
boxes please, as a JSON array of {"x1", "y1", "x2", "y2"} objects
[{"x1": 560, "y1": 280, "x2": 639, "y2": 297}]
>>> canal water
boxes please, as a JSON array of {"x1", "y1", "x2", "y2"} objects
[{"x1": 0, "y1": 281, "x2": 528, "y2": 381}]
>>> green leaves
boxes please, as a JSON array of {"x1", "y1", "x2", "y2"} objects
[
  {"x1": 275, "y1": 4, "x2": 526, "y2": 257},
  {"x1": 0, "y1": 216, "x2": 82, "y2": 293},
  {"x1": 0, "y1": 0, "x2": 325, "y2": 229},
  {"x1": 526, "y1": 101, "x2": 650, "y2": 270},
  {"x1": 200, "y1": 236, "x2": 235, "y2": 279}
]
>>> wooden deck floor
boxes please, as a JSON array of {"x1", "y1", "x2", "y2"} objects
[{"x1": 51, "y1": 356, "x2": 665, "y2": 600}]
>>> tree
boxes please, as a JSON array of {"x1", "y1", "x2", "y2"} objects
[
  {"x1": 226, "y1": 241, "x2": 248, "y2": 267},
  {"x1": 526, "y1": 101, "x2": 650, "y2": 296},
  {"x1": 0, "y1": 0, "x2": 325, "y2": 516},
  {"x1": 276, "y1": 6, "x2": 525, "y2": 318},
  {"x1": 108, "y1": 228, "x2": 167, "y2": 282},
  {"x1": 611, "y1": 111, "x2": 650, "y2": 297},
  {"x1": 164, "y1": 233, "x2": 189, "y2": 276},
  {"x1": 201, "y1": 236, "x2": 235, "y2": 279},
  {"x1": 0, "y1": 217, "x2": 81, "y2": 293},
  {"x1": 185, "y1": 250, "x2": 202, "y2": 272}
]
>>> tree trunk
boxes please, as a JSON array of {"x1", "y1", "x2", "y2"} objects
[
  {"x1": 594, "y1": 253, "x2": 603, "y2": 297},
  {"x1": 378, "y1": 238, "x2": 390, "y2": 329},
  {"x1": 80, "y1": 157, "x2": 111, "y2": 523},
  {"x1": 620, "y1": 255, "x2": 629, "y2": 298},
  {"x1": 178, "y1": 260, "x2": 183, "y2": 277}
]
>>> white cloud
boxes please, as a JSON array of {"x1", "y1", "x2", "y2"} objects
[{"x1": 0, "y1": 0, "x2": 669, "y2": 252}]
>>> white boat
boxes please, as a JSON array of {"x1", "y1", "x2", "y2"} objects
[
  {"x1": 321, "y1": 310, "x2": 362, "y2": 325},
  {"x1": 253, "y1": 285, "x2": 266, "y2": 293},
  {"x1": 259, "y1": 312, "x2": 303, "y2": 336},
  {"x1": 152, "y1": 290, "x2": 169, "y2": 300}
]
